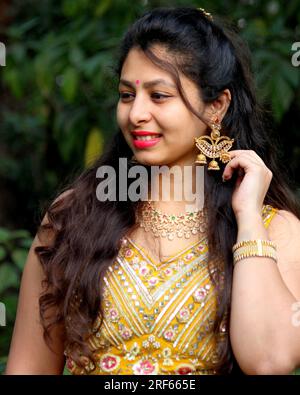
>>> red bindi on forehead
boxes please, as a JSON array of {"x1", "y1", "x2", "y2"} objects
[{"x1": 135, "y1": 80, "x2": 140, "y2": 85}]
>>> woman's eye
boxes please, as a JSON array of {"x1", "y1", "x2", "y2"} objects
[
  {"x1": 151, "y1": 93, "x2": 168, "y2": 100},
  {"x1": 118, "y1": 92, "x2": 169, "y2": 101},
  {"x1": 118, "y1": 93, "x2": 133, "y2": 100}
]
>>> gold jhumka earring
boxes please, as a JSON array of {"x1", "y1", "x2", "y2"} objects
[{"x1": 194, "y1": 116, "x2": 234, "y2": 171}]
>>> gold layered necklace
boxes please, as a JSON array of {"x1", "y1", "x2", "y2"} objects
[{"x1": 135, "y1": 200, "x2": 207, "y2": 241}]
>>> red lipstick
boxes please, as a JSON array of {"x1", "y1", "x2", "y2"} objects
[
  {"x1": 131, "y1": 130, "x2": 162, "y2": 149},
  {"x1": 133, "y1": 137, "x2": 161, "y2": 149},
  {"x1": 131, "y1": 130, "x2": 161, "y2": 136}
]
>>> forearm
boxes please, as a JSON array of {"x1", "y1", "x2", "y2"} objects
[{"x1": 230, "y1": 212, "x2": 297, "y2": 374}]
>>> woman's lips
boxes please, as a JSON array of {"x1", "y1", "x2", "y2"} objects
[{"x1": 132, "y1": 136, "x2": 162, "y2": 149}]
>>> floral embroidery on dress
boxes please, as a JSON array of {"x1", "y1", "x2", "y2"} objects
[
  {"x1": 107, "y1": 307, "x2": 119, "y2": 322},
  {"x1": 148, "y1": 276, "x2": 159, "y2": 288},
  {"x1": 175, "y1": 363, "x2": 196, "y2": 375},
  {"x1": 124, "y1": 343, "x2": 140, "y2": 361},
  {"x1": 132, "y1": 359, "x2": 159, "y2": 375},
  {"x1": 163, "y1": 327, "x2": 177, "y2": 342},
  {"x1": 65, "y1": 205, "x2": 277, "y2": 375},
  {"x1": 164, "y1": 268, "x2": 173, "y2": 276},
  {"x1": 125, "y1": 248, "x2": 134, "y2": 258},
  {"x1": 99, "y1": 353, "x2": 120, "y2": 372},
  {"x1": 120, "y1": 326, "x2": 133, "y2": 340},
  {"x1": 184, "y1": 252, "x2": 194, "y2": 261},
  {"x1": 176, "y1": 307, "x2": 190, "y2": 323},
  {"x1": 193, "y1": 287, "x2": 207, "y2": 302},
  {"x1": 162, "y1": 347, "x2": 174, "y2": 366},
  {"x1": 139, "y1": 265, "x2": 150, "y2": 276}
]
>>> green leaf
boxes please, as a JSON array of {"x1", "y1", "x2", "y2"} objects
[
  {"x1": 0, "y1": 247, "x2": 6, "y2": 261},
  {"x1": 7, "y1": 18, "x2": 39, "y2": 39},
  {"x1": 10, "y1": 43, "x2": 26, "y2": 63},
  {"x1": 3, "y1": 68, "x2": 24, "y2": 98},
  {"x1": 8, "y1": 230, "x2": 31, "y2": 240},
  {"x1": 84, "y1": 127, "x2": 104, "y2": 167},
  {"x1": 2, "y1": 294, "x2": 18, "y2": 321},
  {"x1": 11, "y1": 249, "x2": 28, "y2": 271},
  {"x1": 19, "y1": 238, "x2": 33, "y2": 249},
  {"x1": 82, "y1": 54, "x2": 105, "y2": 78},
  {"x1": 0, "y1": 229, "x2": 11, "y2": 243},
  {"x1": 54, "y1": 108, "x2": 86, "y2": 162},
  {"x1": 0, "y1": 357, "x2": 8, "y2": 376},
  {"x1": 95, "y1": 0, "x2": 112, "y2": 17},
  {"x1": 270, "y1": 75, "x2": 293, "y2": 123},
  {"x1": 69, "y1": 46, "x2": 84, "y2": 67},
  {"x1": 61, "y1": 67, "x2": 79, "y2": 102},
  {"x1": 0, "y1": 264, "x2": 19, "y2": 293},
  {"x1": 281, "y1": 60, "x2": 300, "y2": 88}
]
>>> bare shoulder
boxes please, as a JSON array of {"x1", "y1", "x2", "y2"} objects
[
  {"x1": 268, "y1": 208, "x2": 300, "y2": 242},
  {"x1": 4, "y1": 190, "x2": 74, "y2": 374},
  {"x1": 268, "y1": 208, "x2": 300, "y2": 299}
]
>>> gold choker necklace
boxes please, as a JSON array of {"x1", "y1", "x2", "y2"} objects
[{"x1": 135, "y1": 200, "x2": 207, "y2": 241}]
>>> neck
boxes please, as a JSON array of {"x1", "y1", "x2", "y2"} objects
[{"x1": 145, "y1": 162, "x2": 204, "y2": 213}]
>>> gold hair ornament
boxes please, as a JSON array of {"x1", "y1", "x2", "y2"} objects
[{"x1": 197, "y1": 7, "x2": 213, "y2": 22}]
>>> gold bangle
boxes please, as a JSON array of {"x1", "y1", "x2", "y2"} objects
[
  {"x1": 233, "y1": 239, "x2": 277, "y2": 266},
  {"x1": 232, "y1": 239, "x2": 276, "y2": 253},
  {"x1": 233, "y1": 247, "x2": 277, "y2": 266}
]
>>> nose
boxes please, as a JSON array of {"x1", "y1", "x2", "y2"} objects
[{"x1": 128, "y1": 94, "x2": 152, "y2": 126}]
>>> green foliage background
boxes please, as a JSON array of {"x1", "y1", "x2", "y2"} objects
[{"x1": 0, "y1": 0, "x2": 299, "y2": 374}]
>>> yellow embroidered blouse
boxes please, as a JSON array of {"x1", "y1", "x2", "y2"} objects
[{"x1": 65, "y1": 204, "x2": 278, "y2": 375}]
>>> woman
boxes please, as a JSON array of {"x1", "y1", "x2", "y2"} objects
[{"x1": 5, "y1": 6, "x2": 300, "y2": 375}]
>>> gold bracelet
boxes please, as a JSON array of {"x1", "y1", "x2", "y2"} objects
[
  {"x1": 232, "y1": 239, "x2": 277, "y2": 266},
  {"x1": 232, "y1": 239, "x2": 276, "y2": 253}
]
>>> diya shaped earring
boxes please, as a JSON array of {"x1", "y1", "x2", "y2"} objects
[{"x1": 194, "y1": 116, "x2": 234, "y2": 170}]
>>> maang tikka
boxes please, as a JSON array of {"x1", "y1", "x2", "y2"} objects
[{"x1": 194, "y1": 115, "x2": 234, "y2": 170}]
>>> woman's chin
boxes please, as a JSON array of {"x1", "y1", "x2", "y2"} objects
[{"x1": 131, "y1": 151, "x2": 166, "y2": 166}]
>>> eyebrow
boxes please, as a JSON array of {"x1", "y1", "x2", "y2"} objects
[{"x1": 119, "y1": 78, "x2": 177, "y2": 89}]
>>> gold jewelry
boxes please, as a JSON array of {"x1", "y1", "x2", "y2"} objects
[
  {"x1": 232, "y1": 239, "x2": 277, "y2": 266},
  {"x1": 135, "y1": 200, "x2": 207, "y2": 241},
  {"x1": 194, "y1": 117, "x2": 234, "y2": 171},
  {"x1": 197, "y1": 7, "x2": 213, "y2": 21}
]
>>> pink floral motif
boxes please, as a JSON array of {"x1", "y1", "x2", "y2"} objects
[
  {"x1": 184, "y1": 252, "x2": 194, "y2": 261},
  {"x1": 177, "y1": 307, "x2": 190, "y2": 322},
  {"x1": 99, "y1": 353, "x2": 120, "y2": 372},
  {"x1": 193, "y1": 288, "x2": 207, "y2": 302},
  {"x1": 132, "y1": 359, "x2": 158, "y2": 375},
  {"x1": 164, "y1": 268, "x2": 173, "y2": 276},
  {"x1": 163, "y1": 327, "x2": 176, "y2": 341},
  {"x1": 139, "y1": 265, "x2": 150, "y2": 276},
  {"x1": 108, "y1": 307, "x2": 119, "y2": 322},
  {"x1": 148, "y1": 277, "x2": 159, "y2": 287},
  {"x1": 120, "y1": 327, "x2": 132, "y2": 340},
  {"x1": 125, "y1": 248, "x2": 133, "y2": 258},
  {"x1": 197, "y1": 244, "x2": 205, "y2": 252}
]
